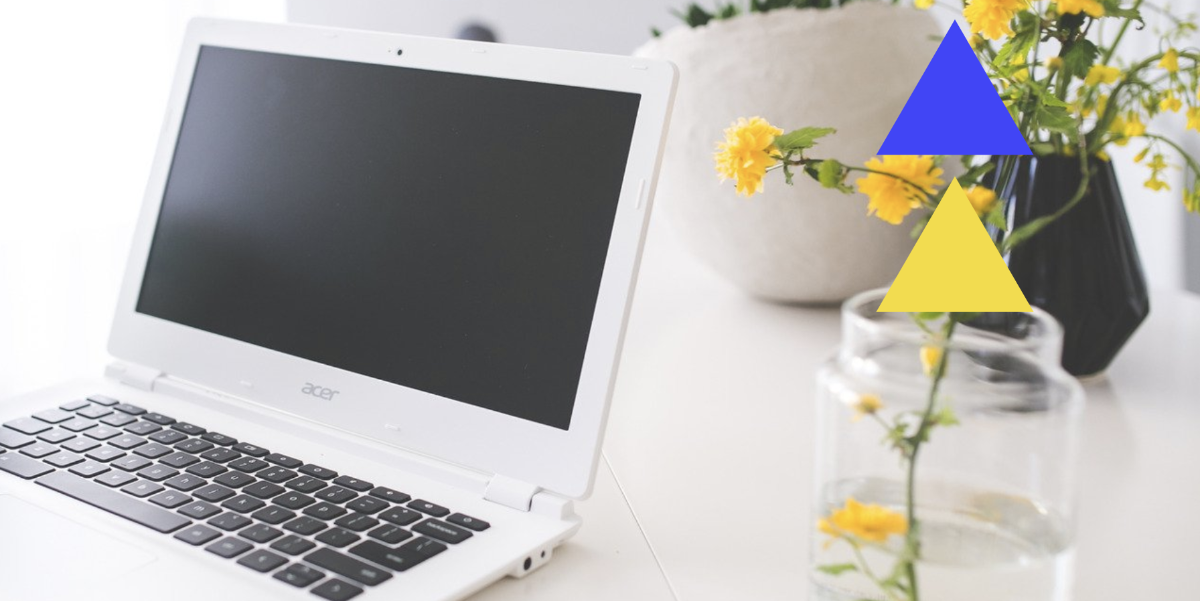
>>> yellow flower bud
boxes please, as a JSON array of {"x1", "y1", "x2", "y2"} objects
[{"x1": 1160, "y1": 49, "x2": 1180, "y2": 73}]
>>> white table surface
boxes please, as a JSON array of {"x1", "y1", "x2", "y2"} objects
[{"x1": 3, "y1": 214, "x2": 1198, "y2": 601}]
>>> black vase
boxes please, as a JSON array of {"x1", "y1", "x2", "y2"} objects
[{"x1": 989, "y1": 155, "x2": 1149, "y2": 376}]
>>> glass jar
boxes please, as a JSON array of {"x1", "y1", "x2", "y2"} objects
[{"x1": 812, "y1": 289, "x2": 1085, "y2": 601}]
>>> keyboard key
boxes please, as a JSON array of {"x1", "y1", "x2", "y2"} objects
[
  {"x1": 335, "y1": 513, "x2": 379, "y2": 532},
  {"x1": 231, "y1": 442, "x2": 268, "y2": 457},
  {"x1": 194, "y1": 484, "x2": 236, "y2": 502},
  {"x1": 239, "y1": 523, "x2": 283, "y2": 543},
  {"x1": 142, "y1": 413, "x2": 176, "y2": 426},
  {"x1": 270, "y1": 535, "x2": 317, "y2": 556},
  {"x1": 87, "y1": 395, "x2": 120, "y2": 406},
  {"x1": 161, "y1": 452, "x2": 199, "y2": 469},
  {"x1": 178, "y1": 500, "x2": 221, "y2": 519},
  {"x1": 199, "y1": 447, "x2": 240, "y2": 463},
  {"x1": 33, "y1": 408, "x2": 74, "y2": 424},
  {"x1": 0, "y1": 429, "x2": 35, "y2": 449},
  {"x1": 148, "y1": 430, "x2": 187, "y2": 445},
  {"x1": 113, "y1": 403, "x2": 146, "y2": 416},
  {"x1": 186, "y1": 461, "x2": 227, "y2": 478},
  {"x1": 172, "y1": 422, "x2": 206, "y2": 435},
  {"x1": 237, "y1": 549, "x2": 286, "y2": 573},
  {"x1": 124, "y1": 421, "x2": 161, "y2": 436},
  {"x1": 316, "y1": 527, "x2": 361, "y2": 548},
  {"x1": 137, "y1": 464, "x2": 179, "y2": 482},
  {"x1": 222, "y1": 494, "x2": 266, "y2": 514},
  {"x1": 273, "y1": 562, "x2": 324, "y2": 587},
  {"x1": 5, "y1": 418, "x2": 51, "y2": 436},
  {"x1": 60, "y1": 438, "x2": 100, "y2": 454},
  {"x1": 228, "y1": 457, "x2": 268, "y2": 473},
  {"x1": 94, "y1": 471, "x2": 137, "y2": 488},
  {"x1": 413, "y1": 519, "x2": 472, "y2": 544},
  {"x1": 299, "y1": 464, "x2": 337, "y2": 480},
  {"x1": 316, "y1": 485, "x2": 358, "y2": 504},
  {"x1": 205, "y1": 536, "x2": 252, "y2": 558},
  {"x1": 285, "y1": 476, "x2": 325, "y2": 493},
  {"x1": 447, "y1": 513, "x2": 491, "y2": 532},
  {"x1": 111, "y1": 455, "x2": 152, "y2": 472},
  {"x1": 133, "y1": 443, "x2": 173, "y2": 459},
  {"x1": 38, "y1": 471, "x2": 190, "y2": 532},
  {"x1": 62, "y1": 417, "x2": 99, "y2": 431},
  {"x1": 45, "y1": 451, "x2": 84, "y2": 468},
  {"x1": 304, "y1": 502, "x2": 347, "y2": 520},
  {"x1": 78, "y1": 406, "x2": 113, "y2": 420},
  {"x1": 38, "y1": 429, "x2": 75, "y2": 444},
  {"x1": 20, "y1": 442, "x2": 58, "y2": 458},
  {"x1": 175, "y1": 439, "x2": 213, "y2": 453},
  {"x1": 214, "y1": 471, "x2": 255, "y2": 488},
  {"x1": 243, "y1": 481, "x2": 285, "y2": 499},
  {"x1": 200, "y1": 432, "x2": 237, "y2": 446},
  {"x1": 282, "y1": 516, "x2": 327, "y2": 536},
  {"x1": 165, "y1": 473, "x2": 205, "y2": 492},
  {"x1": 366, "y1": 524, "x2": 412, "y2": 545},
  {"x1": 109, "y1": 435, "x2": 147, "y2": 450},
  {"x1": 84, "y1": 426, "x2": 121, "y2": 441},
  {"x1": 99, "y1": 413, "x2": 136, "y2": 427},
  {"x1": 69, "y1": 461, "x2": 111, "y2": 478},
  {"x1": 258, "y1": 467, "x2": 297, "y2": 483},
  {"x1": 122, "y1": 480, "x2": 164, "y2": 498},
  {"x1": 0, "y1": 451, "x2": 55, "y2": 479},
  {"x1": 208, "y1": 511, "x2": 254, "y2": 531},
  {"x1": 311, "y1": 579, "x2": 364, "y2": 601},
  {"x1": 369, "y1": 486, "x2": 410, "y2": 504},
  {"x1": 378, "y1": 507, "x2": 422, "y2": 526},
  {"x1": 85, "y1": 446, "x2": 126, "y2": 462},
  {"x1": 304, "y1": 547, "x2": 392, "y2": 586},
  {"x1": 251, "y1": 505, "x2": 295, "y2": 525},
  {"x1": 346, "y1": 496, "x2": 388, "y2": 514},
  {"x1": 349, "y1": 540, "x2": 427, "y2": 572},
  {"x1": 407, "y1": 499, "x2": 449, "y2": 517},
  {"x1": 265, "y1": 453, "x2": 303, "y2": 468},
  {"x1": 402, "y1": 536, "x2": 447, "y2": 559},
  {"x1": 333, "y1": 476, "x2": 373, "y2": 492},
  {"x1": 174, "y1": 524, "x2": 220, "y2": 546},
  {"x1": 274, "y1": 492, "x2": 316, "y2": 510},
  {"x1": 149, "y1": 489, "x2": 192, "y2": 509},
  {"x1": 60, "y1": 399, "x2": 91, "y2": 411}
]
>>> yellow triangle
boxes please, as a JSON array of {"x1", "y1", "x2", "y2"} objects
[{"x1": 879, "y1": 178, "x2": 1031, "y2": 312}]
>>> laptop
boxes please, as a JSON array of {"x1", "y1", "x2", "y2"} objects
[{"x1": 0, "y1": 18, "x2": 675, "y2": 601}]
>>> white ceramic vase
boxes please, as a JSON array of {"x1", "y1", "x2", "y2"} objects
[{"x1": 635, "y1": 3, "x2": 944, "y2": 303}]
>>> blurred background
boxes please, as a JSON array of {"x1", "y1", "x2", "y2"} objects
[{"x1": 2, "y1": 0, "x2": 1197, "y2": 398}]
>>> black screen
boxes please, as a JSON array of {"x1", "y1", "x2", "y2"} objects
[{"x1": 136, "y1": 46, "x2": 641, "y2": 430}]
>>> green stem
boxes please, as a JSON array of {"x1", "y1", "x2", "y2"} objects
[
  {"x1": 1099, "y1": 0, "x2": 1143, "y2": 66},
  {"x1": 850, "y1": 542, "x2": 905, "y2": 601}
]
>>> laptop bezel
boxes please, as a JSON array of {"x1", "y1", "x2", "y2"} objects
[{"x1": 109, "y1": 18, "x2": 676, "y2": 499}]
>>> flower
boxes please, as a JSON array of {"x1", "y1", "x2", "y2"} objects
[
  {"x1": 1145, "y1": 178, "x2": 1170, "y2": 191},
  {"x1": 1161, "y1": 92, "x2": 1182, "y2": 113},
  {"x1": 1187, "y1": 107, "x2": 1200, "y2": 133},
  {"x1": 1085, "y1": 64, "x2": 1120, "y2": 86},
  {"x1": 915, "y1": 0, "x2": 935, "y2": 9},
  {"x1": 1057, "y1": 0, "x2": 1104, "y2": 17},
  {"x1": 714, "y1": 117, "x2": 783, "y2": 198},
  {"x1": 1046, "y1": 57, "x2": 1063, "y2": 72},
  {"x1": 920, "y1": 344, "x2": 944, "y2": 376},
  {"x1": 851, "y1": 394, "x2": 883, "y2": 421},
  {"x1": 1186, "y1": 188, "x2": 1200, "y2": 213},
  {"x1": 1145, "y1": 154, "x2": 1170, "y2": 191},
  {"x1": 818, "y1": 498, "x2": 909, "y2": 544},
  {"x1": 1160, "y1": 48, "x2": 1179, "y2": 73},
  {"x1": 1123, "y1": 113, "x2": 1146, "y2": 138},
  {"x1": 964, "y1": 0, "x2": 1025, "y2": 40},
  {"x1": 855, "y1": 156, "x2": 945, "y2": 225},
  {"x1": 965, "y1": 186, "x2": 998, "y2": 216}
]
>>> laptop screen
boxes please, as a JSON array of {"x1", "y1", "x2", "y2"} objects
[{"x1": 135, "y1": 46, "x2": 641, "y2": 430}]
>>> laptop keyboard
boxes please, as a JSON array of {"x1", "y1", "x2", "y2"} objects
[{"x1": 0, "y1": 395, "x2": 492, "y2": 600}]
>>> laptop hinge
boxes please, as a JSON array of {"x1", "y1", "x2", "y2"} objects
[
  {"x1": 483, "y1": 474, "x2": 540, "y2": 512},
  {"x1": 107, "y1": 362, "x2": 165, "y2": 392}
]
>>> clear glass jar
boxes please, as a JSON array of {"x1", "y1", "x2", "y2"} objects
[{"x1": 812, "y1": 289, "x2": 1084, "y2": 601}]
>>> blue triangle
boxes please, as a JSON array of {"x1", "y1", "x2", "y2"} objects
[{"x1": 877, "y1": 22, "x2": 1031, "y2": 156}]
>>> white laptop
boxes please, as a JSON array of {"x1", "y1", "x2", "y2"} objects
[{"x1": 0, "y1": 18, "x2": 675, "y2": 601}]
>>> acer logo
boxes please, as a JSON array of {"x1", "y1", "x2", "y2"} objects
[{"x1": 301, "y1": 383, "x2": 339, "y2": 401}]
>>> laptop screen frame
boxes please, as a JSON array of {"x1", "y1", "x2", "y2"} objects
[{"x1": 108, "y1": 18, "x2": 676, "y2": 500}]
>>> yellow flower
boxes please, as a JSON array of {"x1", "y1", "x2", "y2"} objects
[
  {"x1": 855, "y1": 156, "x2": 945, "y2": 225},
  {"x1": 1145, "y1": 177, "x2": 1170, "y2": 191},
  {"x1": 915, "y1": 0, "x2": 935, "y2": 9},
  {"x1": 1185, "y1": 188, "x2": 1200, "y2": 213},
  {"x1": 1123, "y1": 113, "x2": 1146, "y2": 138},
  {"x1": 714, "y1": 117, "x2": 783, "y2": 198},
  {"x1": 964, "y1": 0, "x2": 1026, "y2": 40},
  {"x1": 851, "y1": 394, "x2": 883, "y2": 422},
  {"x1": 818, "y1": 498, "x2": 908, "y2": 544},
  {"x1": 1085, "y1": 65, "x2": 1120, "y2": 87},
  {"x1": 1096, "y1": 94, "x2": 1108, "y2": 116},
  {"x1": 1110, "y1": 115, "x2": 1129, "y2": 146},
  {"x1": 1046, "y1": 57, "x2": 1063, "y2": 72},
  {"x1": 1187, "y1": 107, "x2": 1200, "y2": 133},
  {"x1": 1057, "y1": 0, "x2": 1104, "y2": 17},
  {"x1": 1134, "y1": 147, "x2": 1150, "y2": 163},
  {"x1": 1160, "y1": 92, "x2": 1182, "y2": 113},
  {"x1": 1160, "y1": 48, "x2": 1179, "y2": 73},
  {"x1": 1095, "y1": 150, "x2": 1110, "y2": 161},
  {"x1": 920, "y1": 344, "x2": 944, "y2": 376},
  {"x1": 965, "y1": 186, "x2": 998, "y2": 216}
]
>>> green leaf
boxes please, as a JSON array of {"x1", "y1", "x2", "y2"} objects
[
  {"x1": 1060, "y1": 39, "x2": 1098, "y2": 80},
  {"x1": 774, "y1": 127, "x2": 837, "y2": 152},
  {"x1": 916, "y1": 312, "x2": 945, "y2": 320},
  {"x1": 817, "y1": 159, "x2": 844, "y2": 189},
  {"x1": 1034, "y1": 104, "x2": 1078, "y2": 135},
  {"x1": 958, "y1": 161, "x2": 995, "y2": 188},
  {"x1": 910, "y1": 214, "x2": 931, "y2": 239},
  {"x1": 951, "y1": 311, "x2": 982, "y2": 322},
  {"x1": 985, "y1": 206, "x2": 1008, "y2": 231},
  {"x1": 671, "y1": 4, "x2": 713, "y2": 28},
  {"x1": 993, "y1": 28, "x2": 1036, "y2": 69},
  {"x1": 783, "y1": 163, "x2": 795, "y2": 186},
  {"x1": 650, "y1": 27, "x2": 662, "y2": 38},
  {"x1": 817, "y1": 563, "x2": 860, "y2": 576},
  {"x1": 932, "y1": 405, "x2": 960, "y2": 427},
  {"x1": 1029, "y1": 142, "x2": 1057, "y2": 155},
  {"x1": 1100, "y1": 0, "x2": 1142, "y2": 20},
  {"x1": 1004, "y1": 214, "x2": 1057, "y2": 251}
]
